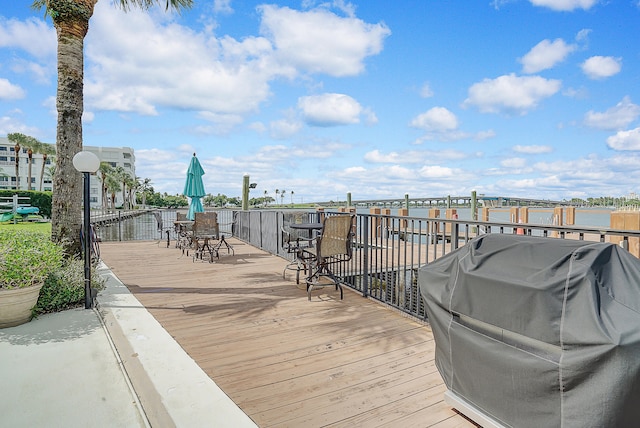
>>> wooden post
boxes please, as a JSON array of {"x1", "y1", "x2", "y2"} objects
[
  {"x1": 624, "y1": 212, "x2": 640, "y2": 257},
  {"x1": 428, "y1": 208, "x2": 441, "y2": 243},
  {"x1": 510, "y1": 207, "x2": 519, "y2": 224},
  {"x1": 480, "y1": 207, "x2": 489, "y2": 221},
  {"x1": 370, "y1": 207, "x2": 381, "y2": 237},
  {"x1": 610, "y1": 211, "x2": 640, "y2": 257},
  {"x1": 398, "y1": 208, "x2": 409, "y2": 228},
  {"x1": 516, "y1": 207, "x2": 528, "y2": 235},
  {"x1": 566, "y1": 206, "x2": 576, "y2": 225},
  {"x1": 551, "y1": 207, "x2": 563, "y2": 238},
  {"x1": 610, "y1": 211, "x2": 625, "y2": 246},
  {"x1": 445, "y1": 208, "x2": 457, "y2": 237}
]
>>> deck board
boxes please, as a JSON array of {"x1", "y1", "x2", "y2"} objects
[{"x1": 99, "y1": 239, "x2": 476, "y2": 428}]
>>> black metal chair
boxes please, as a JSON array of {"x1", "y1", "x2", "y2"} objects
[
  {"x1": 281, "y1": 212, "x2": 315, "y2": 284},
  {"x1": 303, "y1": 214, "x2": 355, "y2": 300}
]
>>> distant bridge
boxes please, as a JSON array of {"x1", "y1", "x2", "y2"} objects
[{"x1": 316, "y1": 195, "x2": 570, "y2": 208}]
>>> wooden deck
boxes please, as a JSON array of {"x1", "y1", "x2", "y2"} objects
[{"x1": 99, "y1": 239, "x2": 476, "y2": 428}]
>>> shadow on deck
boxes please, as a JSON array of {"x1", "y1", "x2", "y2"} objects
[{"x1": 99, "y1": 239, "x2": 477, "y2": 428}]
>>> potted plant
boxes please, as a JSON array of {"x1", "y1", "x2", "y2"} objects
[{"x1": 0, "y1": 229, "x2": 64, "y2": 328}]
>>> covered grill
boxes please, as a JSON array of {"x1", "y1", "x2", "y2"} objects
[{"x1": 419, "y1": 234, "x2": 640, "y2": 428}]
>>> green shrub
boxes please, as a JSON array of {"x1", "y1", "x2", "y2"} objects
[
  {"x1": 0, "y1": 229, "x2": 105, "y2": 314},
  {"x1": 0, "y1": 229, "x2": 64, "y2": 289},
  {"x1": 34, "y1": 258, "x2": 105, "y2": 314}
]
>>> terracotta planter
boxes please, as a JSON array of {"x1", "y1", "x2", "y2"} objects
[{"x1": 0, "y1": 283, "x2": 43, "y2": 329}]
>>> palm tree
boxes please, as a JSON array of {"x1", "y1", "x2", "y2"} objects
[
  {"x1": 32, "y1": 0, "x2": 193, "y2": 255},
  {"x1": 125, "y1": 175, "x2": 137, "y2": 209},
  {"x1": 7, "y1": 133, "x2": 27, "y2": 190},
  {"x1": 21, "y1": 136, "x2": 44, "y2": 191},
  {"x1": 38, "y1": 143, "x2": 56, "y2": 191},
  {"x1": 105, "y1": 175, "x2": 121, "y2": 209},
  {"x1": 112, "y1": 166, "x2": 130, "y2": 209},
  {"x1": 290, "y1": 190, "x2": 294, "y2": 205},
  {"x1": 275, "y1": 189, "x2": 279, "y2": 207},
  {"x1": 280, "y1": 189, "x2": 286, "y2": 206},
  {"x1": 97, "y1": 162, "x2": 113, "y2": 212},
  {"x1": 139, "y1": 177, "x2": 153, "y2": 208}
]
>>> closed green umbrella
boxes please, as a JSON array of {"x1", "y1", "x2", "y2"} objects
[{"x1": 183, "y1": 153, "x2": 206, "y2": 220}]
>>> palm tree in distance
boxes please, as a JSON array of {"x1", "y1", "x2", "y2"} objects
[
  {"x1": 7, "y1": 133, "x2": 26, "y2": 190},
  {"x1": 32, "y1": 0, "x2": 193, "y2": 255},
  {"x1": 38, "y1": 143, "x2": 56, "y2": 191},
  {"x1": 22, "y1": 137, "x2": 44, "y2": 191},
  {"x1": 97, "y1": 162, "x2": 113, "y2": 213}
]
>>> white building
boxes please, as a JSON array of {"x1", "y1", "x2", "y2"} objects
[{"x1": 0, "y1": 137, "x2": 135, "y2": 208}]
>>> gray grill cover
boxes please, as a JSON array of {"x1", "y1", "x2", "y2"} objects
[{"x1": 419, "y1": 234, "x2": 640, "y2": 428}]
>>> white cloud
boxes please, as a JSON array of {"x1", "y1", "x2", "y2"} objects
[
  {"x1": 80, "y1": 1, "x2": 389, "y2": 124},
  {"x1": 584, "y1": 97, "x2": 640, "y2": 130},
  {"x1": 501, "y1": 157, "x2": 528, "y2": 168},
  {"x1": 364, "y1": 148, "x2": 469, "y2": 164},
  {"x1": 0, "y1": 17, "x2": 56, "y2": 59},
  {"x1": 513, "y1": 144, "x2": 553, "y2": 154},
  {"x1": 269, "y1": 118, "x2": 303, "y2": 139},
  {"x1": 298, "y1": 93, "x2": 363, "y2": 126},
  {"x1": 0, "y1": 78, "x2": 25, "y2": 100},
  {"x1": 520, "y1": 38, "x2": 576, "y2": 73},
  {"x1": 213, "y1": 0, "x2": 233, "y2": 14},
  {"x1": 258, "y1": 4, "x2": 390, "y2": 77},
  {"x1": 463, "y1": 73, "x2": 561, "y2": 114},
  {"x1": 581, "y1": 56, "x2": 622, "y2": 80},
  {"x1": 420, "y1": 83, "x2": 434, "y2": 98},
  {"x1": 0, "y1": 115, "x2": 39, "y2": 136},
  {"x1": 85, "y1": 2, "x2": 279, "y2": 116},
  {"x1": 607, "y1": 128, "x2": 640, "y2": 151},
  {"x1": 418, "y1": 165, "x2": 457, "y2": 179},
  {"x1": 529, "y1": 0, "x2": 599, "y2": 11},
  {"x1": 410, "y1": 107, "x2": 458, "y2": 132}
]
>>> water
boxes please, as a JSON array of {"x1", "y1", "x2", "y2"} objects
[{"x1": 96, "y1": 211, "x2": 172, "y2": 241}]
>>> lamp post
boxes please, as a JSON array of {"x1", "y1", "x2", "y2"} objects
[{"x1": 73, "y1": 151, "x2": 100, "y2": 309}]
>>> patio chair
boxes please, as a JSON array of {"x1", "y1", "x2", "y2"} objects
[
  {"x1": 174, "y1": 212, "x2": 195, "y2": 254},
  {"x1": 281, "y1": 211, "x2": 315, "y2": 284},
  {"x1": 192, "y1": 211, "x2": 220, "y2": 262},
  {"x1": 303, "y1": 214, "x2": 355, "y2": 301}
]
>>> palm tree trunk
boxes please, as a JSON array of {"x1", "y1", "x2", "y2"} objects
[
  {"x1": 39, "y1": 154, "x2": 47, "y2": 191},
  {"x1": 27, "y1": 149, "x2": 33, "y2": 191},
  {"x1": 50, "y1": 2, "x2": 96, "y2": 255}
]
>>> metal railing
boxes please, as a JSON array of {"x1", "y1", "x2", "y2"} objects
[
  {"x1": 91, "y1": 209, "x2": 236, "y2": 242},
  {"x1": 234, "y1": 210, "x2": 640, "y2": 320},
  {"x1": 94, "y1": 208, "x2": 640, "y2": 320}
]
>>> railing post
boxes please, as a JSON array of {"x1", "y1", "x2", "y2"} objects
[{"x1": 362, "y1": 216, "x2": 369, "y2": 298}]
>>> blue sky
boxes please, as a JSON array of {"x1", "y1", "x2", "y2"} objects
[{"x1": 1, "y1": 0, "x2": 640, "y2": 203}]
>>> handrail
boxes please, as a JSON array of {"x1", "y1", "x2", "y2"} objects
[{"x1": 232, "y1": 210, "x2": 639, "y2": 320}]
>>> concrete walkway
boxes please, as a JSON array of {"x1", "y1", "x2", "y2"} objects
[
  {"x1": 0, "y1": 306, "x2": 148, "y2": 427},
  {"x1": 0, "y1": 261, "x2": 257, "y2": 428}
]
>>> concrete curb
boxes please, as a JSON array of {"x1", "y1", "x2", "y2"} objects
[{"x1": 96, "y1": 262, "x2": 258, "y2": 428}]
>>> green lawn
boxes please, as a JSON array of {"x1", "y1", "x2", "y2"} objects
[{"x1": 0, "y1": 221, "x2": 52, "y2": 234}]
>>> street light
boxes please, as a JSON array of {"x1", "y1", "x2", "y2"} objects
[{"x1": 73, "y1": 151, "x2": 100, "y2": 309}]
